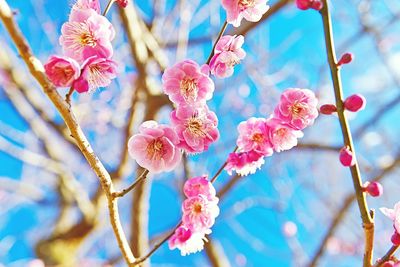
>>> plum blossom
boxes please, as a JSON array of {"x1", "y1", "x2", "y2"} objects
[
  {"x1": 237, "y1": 117, "x2": 273, "y2": 156},
  {"x1": 171, "y1": 105, "x2": 219, "y2": 154},
  {"x1": 183, "y1": 176, "x2": 217, "y2": 202},
  {"x1": 116, "y1": 0, "x2": 128, "y2": 8},
  {"x1": 222, "y1": 0, "x2": 270, "y2": 27},
  {"x1": 267, "y1": 118, "x2": 303, "y2": 152},
  {"x1": 72, "y1": 56, "x2": 117, "y2": 93},
  {"x1": 380, "y1": 201, "x2": 400, "y2": 234},
  {"x1": 44, "y1": 55, "x2": 80, "y2": 87},
  {"x1": 209, "y1": 35, "x2": 246, "y2": 78},
  {"x1": 128, "y1": 121, "x2": 182, "y2": 173},
  {"x1": 273, "y1": 88, "x2": 318, "y2": 130},
  {"x1": 168, "y1": 226, "x2": 211, "y2": 256},
  {"x1": 162, "y1": 60, "x2": 214, "y2": 106},
  {"x1": 169, "y1": 176, "x2": 219, "y2": 256},
  {"x1": 72, "y1": 0, "x2": 101, "y2": 13},
  {"x1": 182, "y1": 194, "x2": 220, "y2": 231},
  {"x1": 344, "y1": 94, "x2": 366, "y2": 112},
  {"x1": 339, "y1": 146, "x2": 356, "y2": 167},
  {"x1": 60, "y1": 8, "x2": 115, "y2": 62},
  {"x1": 225, "y1": 150, "x2": 265, "y2": 176}
]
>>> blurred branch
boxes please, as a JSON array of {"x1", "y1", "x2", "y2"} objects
[
  {"x1": 0, "y1": 1, "x2": 136, "y2": 265},
  {"x1": 204, "y1": 237, "x2": 231, "y2": 267},
  {"x1": 374, "y1": 245, "x2": 399, "y2": 267}
]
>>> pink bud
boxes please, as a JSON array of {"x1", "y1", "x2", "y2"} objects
[
  {"x1": 391, "y1": 232, "x2": 400, "y2": 246},
  {"x1": 319, "y1": 104, "x2": 337, "y2": 115},
  {"x1": 337, "y1": 53, "x2": 354, "y2": 66},
  {"x1": 362, "y1": 181, "x2": 383, "y2": 197},
  {"x1": 116, "y1": 0, "x2": 128, "y2": 8},
  {"x1": 295, "y1": 0, "x2": 312, "y2": 10},
  {"x1": 310, "y1": 1, "x2": 323, "y2": 10},
  {"x1": 344, "y1": 94, "x2": 366, "y2": 112},
  {"x1": 339, "y1": 146, "x2": 356, "y2": 167}
]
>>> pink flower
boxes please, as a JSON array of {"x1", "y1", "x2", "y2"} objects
[
  {"x1": 162, "y1": 60, "x2": 214, "y2": 106},
  {"x1": 339, "y1": 146, "x2": 356, "y2": 167},
  {"x1": 209, "y1": 35, "x2": 246, "y2": 78},
  {"x1": 127, "y1": 121, "x2": 182, "y2": 173},
  {"x1": 344, "y1": 94, "x2": 366, "y2": 112},
  {"x1": 237, "y1": 117, "x2": 273, "y2": 156},
  {"x1": 72, "y1": 0, "x2": 101, "y2": 13},
  {"x1": 225, "y1": 150, "x2": 265, "y2": 176},
  {"x1": 380, "y1": 201, "x2": 400, "y2": 234},
  {"x1": 169, "y1": 226, "x2": 210, "y2": 256},
  {"x1": 267, "y1": 118, "x2": 303, "y2": 152},
  {"x1": 274, "y1": 88, "x2": 318, "y2": 130},
  {"x1": 72, "y1": 56, "x2": 117, "y2": 93},
  {"x1": 183, "y1": 176, "x2": 217, "y2": 202},
  {"x1": 170, "y1": 105, "x2": 219, "y2": 154},
  {"x1": 182, "y1": 195, "x2": 219, "y2": 231},
  {"x1": 60, "y1": 9, "x2": 115, "y2": 62},
  {"x1": 222, "y1": 0, "x2": 270, "y2": 27},
  {"x1": 44, "y1": 55, "x2": 80, "y2": 87}
]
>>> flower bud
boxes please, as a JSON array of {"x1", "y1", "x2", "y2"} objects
[
  {"x1": 310, "y1": 0, "x2": 323, "y2": 10},
  {"x1": 116, "y1": 0, "x2": 128, "y2": 8},
  {"x1": 337, "y1": 53, "x2": 354, "y2": 66},
  {"x1": 362, "y1": 181, "x2": 383, "y2": 197},
  {"x1": 391, "y1": 231, "x2": 400, "y2": 246},
  {"x1": 339, "y1": 146, "x2": 356, "y2": 167},
  {"x1": 344, "y1": 94, "x2": 366, "y2": 112},
  {"x1": 319, "y1": 104, "x2": 337, "y2": 115},
  {"x1": 295, "y1": 0, "x2": 312, "y2": 10}
]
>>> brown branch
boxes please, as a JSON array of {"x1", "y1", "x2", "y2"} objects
[
  {"x1": 320, "y1": 1, "x2": 374, "y2": 266},
  {"x1": 374, "y1": 245, "x2": 400, "y2": 267},
  {"x1": 0, "y1": 1, "x2": 136, "y2": 265}
]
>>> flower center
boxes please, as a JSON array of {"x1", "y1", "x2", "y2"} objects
[
  {"x1": 180, "y1": 77, "x2": 198, "y2": 102},
  {"x1": 290, "y1": 102, "x2": 307, "y2": 118},
  {"x1": 187, "y1": 117, "x2": 206, "y2": 137},
  {"x1": 146, "y1": 139, "x2": 163, "y2": 160},
  {"x1": 239, "y1": 0, "x2": 256, "y2": 8},
  {"x1": 251, "y1": 133, "x2": 264, "y2": 143},
  {"x1": 80, "y1": 32, "x2": 96, "y2": 47},
  {"x1": 193, "y1": 203, "x2": 203, "y2": 214}
]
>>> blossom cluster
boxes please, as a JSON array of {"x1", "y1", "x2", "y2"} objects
[
  {"x1": 226, "y1": 88, "x2": 319, "y2": 176},
  {"x1": 169, "y1": 176, "x2": 219, "y2": 256},
  {"x1": 44, "y1": 0, "x2": 117, "y2": 93}
]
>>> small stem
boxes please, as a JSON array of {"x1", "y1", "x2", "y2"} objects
[
  {"x1": 103, "y1": 0, "x2": 115, "y2": 16},
  {"x1": 320, "y1": 1, "x2": 374, "y2": 266},
  {"x1": 210, "y1": 146, "x2": 238, "y2": 183},
  {"x1": 134, "y1": 223, "x2": 181, "y2": 264},
  {"x1": 374, "y1": 245, "x2": 399, "y2": 267},
  {"x1": 206, "y1": 21, "x2": 228, "y2": 65},
  {"x1": 112, "y1": 169, "x2": 149, "y2": 199},
  {"x1": 65, "y1": 87, "x2": 74, "y2": 106}
]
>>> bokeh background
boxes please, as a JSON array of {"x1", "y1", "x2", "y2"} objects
[{"x1": 1, "y1": 0, "x2": 400, "y2": 266}]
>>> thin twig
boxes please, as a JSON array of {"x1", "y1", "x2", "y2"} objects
[
  {"x1": 134, "y1": 223, "x2": 181, "y2": 264},
  {"x1": 206, "y1": 21, "x2": 228, "y2": 65},
  {"x1": 65, "y1": 86, "x2": 74, "y2": 106},
  {"x1": 374, "y1": 245, "x2": 399, "y2": 267},
  {"x1": 320, "y1": 1, "x2": 374, "y2": 266},
  {"x1": 112, "y1": 169, "x2": 149, "y2": 199},
  {"x1": 210, "y1": 146, "x2": 238, "y2": 183},
  {"x1": 102, "y1": 0, "x2": 115, "y2": 16}
]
